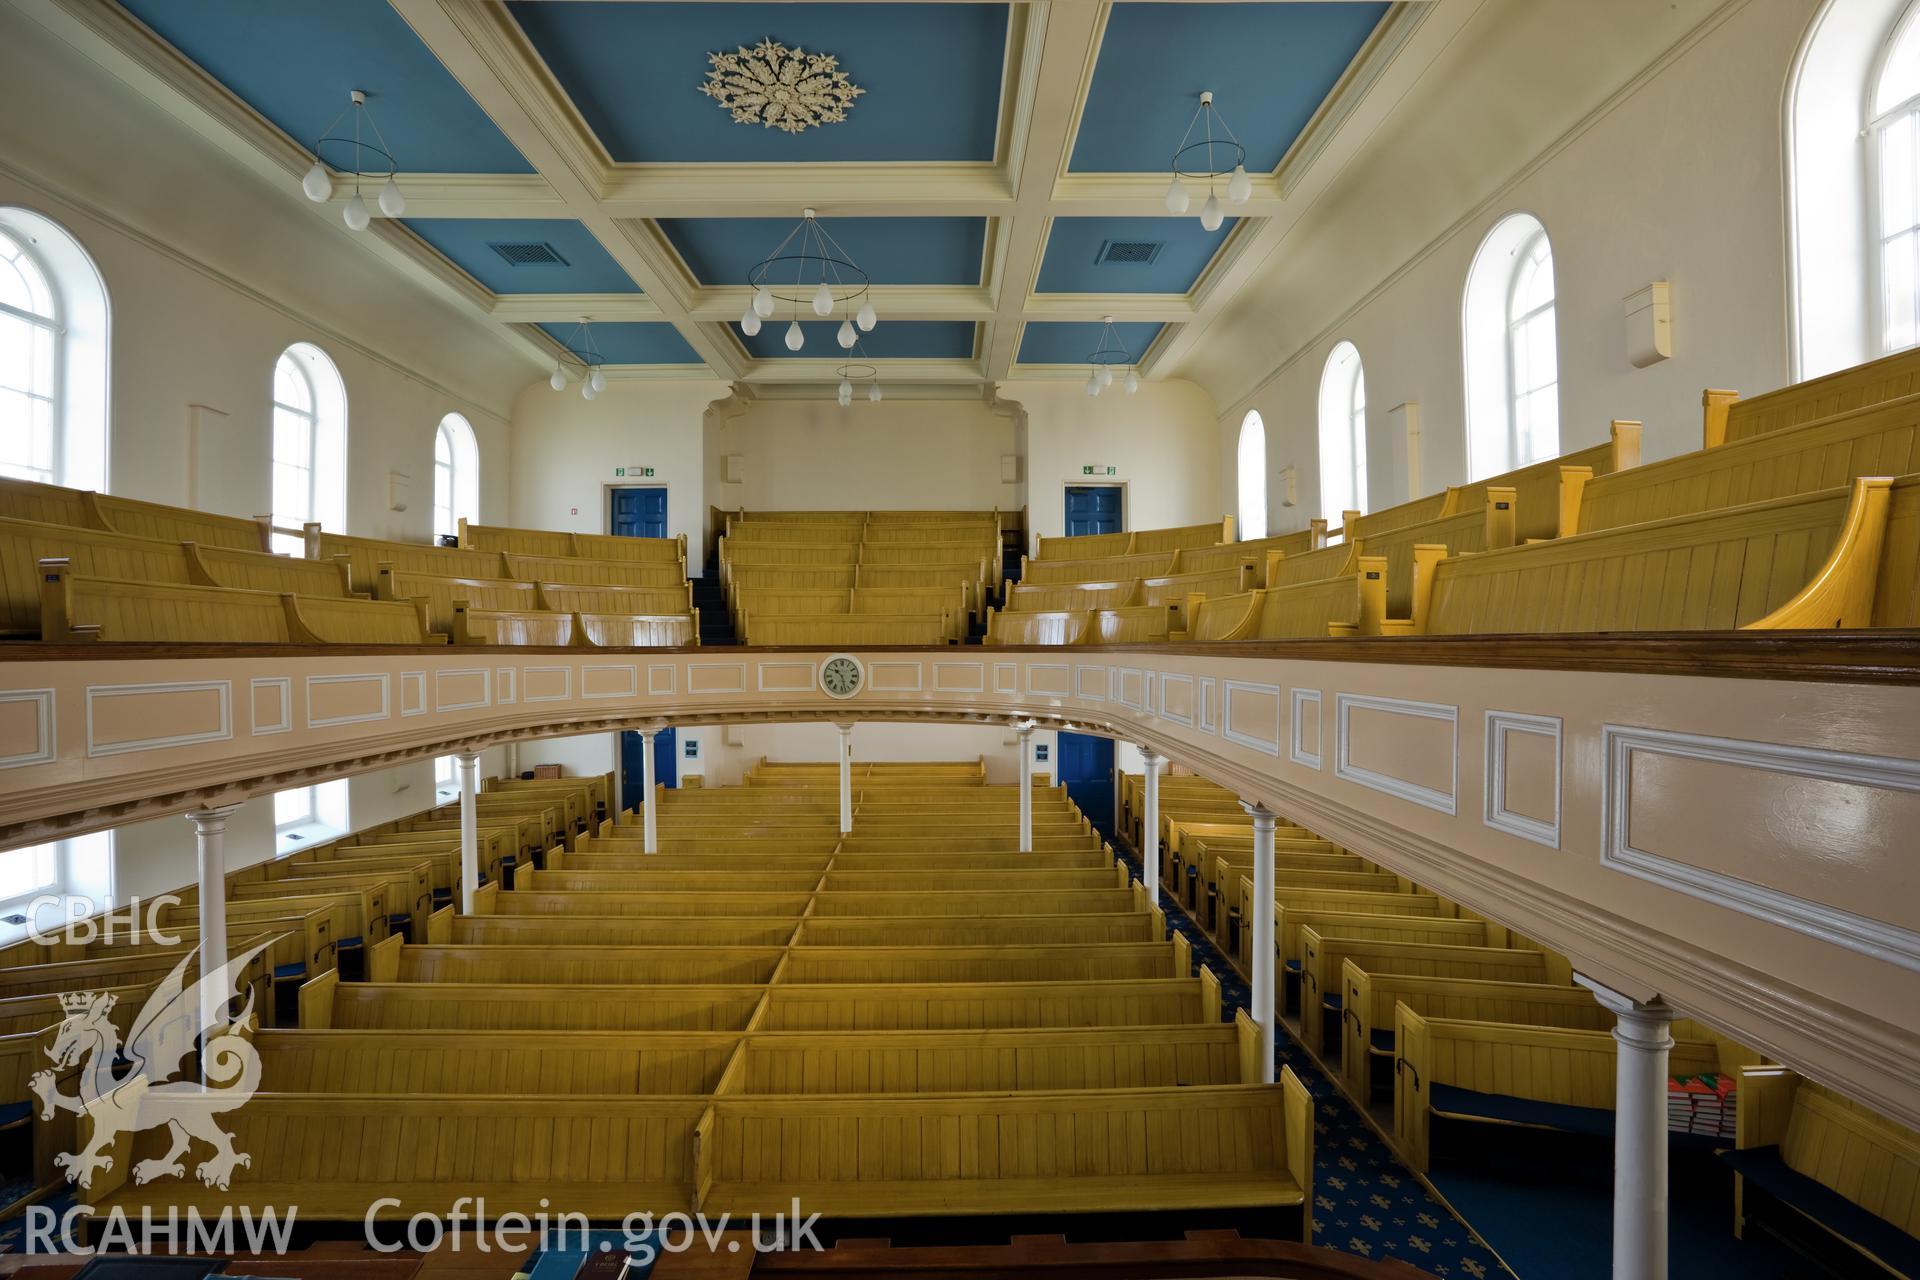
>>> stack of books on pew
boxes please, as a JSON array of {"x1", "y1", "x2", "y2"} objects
[{"x1": 1668, "y1": 1072, "x2": 1737, "y2": 1139}]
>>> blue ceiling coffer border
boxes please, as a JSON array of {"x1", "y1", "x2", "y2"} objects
[
  {"x1": 1069, "y1": 2, "x2": 1388, "y2": 175},
  {"x1": 733, "y1": 320, "x2": 976, "y2": 362},
  {"x1": 537, "y1": 322, "x2": 701, "y2": 366},
  {"x1": 1037, "y1": 218, "x2": 1235, "y2": 294},
  {"x1": 507, "y1": 3, "x2": 1010, "y2": 164},
  {"x1": 661, "y1": 218, "x2": 988, "y2": 288},
  {"x1": 404, "y1": 219, "x2": 642, "y2": 295},
  {"x1": 1017, "y1": 322, "x2": 1165, "y2": 367},
  {"x1": 119, "y1": 0, "x2": 533, "y2": 175}
]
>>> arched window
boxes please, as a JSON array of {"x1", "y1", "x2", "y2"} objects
[
  {"x1": 1873, "y1": 5, "x2": 1920, "y2": 351},
  {"x1": 1236, "y1": 411, "x2": 1267, "y2": 541},
  {"x1": 270, "y1": 343, "x2": 346, "y2": 553},
  {"x1": 434, "y1": 413, "x2": 479, "y2": 541},
  {"x1": 0, "y1": 210, "x2": 108, "y2": 491},
  {"x1": 1317, "y1": 342, "x2": 1367, "y2": 526},
  {"x1": 1463, "y1": 213, "x2": 1557, "y2": 479}
]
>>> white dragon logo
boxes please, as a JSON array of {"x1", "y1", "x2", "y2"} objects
[{"x1": 30, "y1": 941, "x2": 269, "y2": 1191}]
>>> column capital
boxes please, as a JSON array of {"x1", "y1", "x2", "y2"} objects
[
  {"x1": 1239, "y1": 800, "x2": 1278, "y2": 826},
  {"x1": 1015, "y1": 719, "x2": 1036, "y2": 738},
  {"x1": 183, "y1": 803, "x2": 242, "y2": 829},
  {"x1": 455, "y1": 750, "x2": 480, "y2": 766},
  {"x1": 1138, "y1": 743, "x2": 1161, "y2": 764},
  {"x1": 834, "y1": 722, "x2": 855, "y2": 734},
  {"x1": 1576, "y1": 974, "x2": 1677, "y2": 1044}
]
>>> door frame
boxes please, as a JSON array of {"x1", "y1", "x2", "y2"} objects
[
  {"x1": 604, "y1": 482, "x2": 670, "y2": 537},
  {"x1": 1058, "y1": 480, "x2": 1128, "y2": 541}
]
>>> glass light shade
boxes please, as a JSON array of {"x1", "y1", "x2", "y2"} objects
[
  {"x1": 867, "y1": 382, "x2": 882, "y2": 402},
  {"x1": 1227, "y1": 164, "x2": 1252, "y2": 204},
  {"x1": 1124, "y1": 370, "x2": 1140, "y2": 394},
  {"x1": 784, "y1": 320, "x2": 804, "y2": 352},
  {"x1": 856, "y1": 299, "x2": 877, "y2": 331},
  {"x1": 378, "y1": 177, "x2": 406, "y2": 217},
  {"x1": 301, "y1": 161, "x2": 331, "y2": 203},
  {"x1": 838, "y1": 377, "x2": 852, "y2": 400},
  {"x1": 1200, "y1": 191, "x2": 1224, "y2": 232},
  {"x1": 1097, "y1": 363, "x2": 1113, "y2": 387},
  {"x1": 811, "y1": 282, "x2": 834, "y2": 316},
  {"x1": 1085, "y1": 373, "x2": 1101, "y2": 397},
  {"x1": 753, "y1": 286, "x2": 776, "y2": 319},
  {"x1": 581, "y1": 382, "x2": 598, "y2": 401},
  {"x1": 342, "y1": 192, "x2": 371, "y2": 231},
  {"x1": 837, "y1": 319, "x2": 856, "y2": 349},
  {"x1": 549, "y1": 365, "x2": 566, "y2": 391},
  {"x1": 589, "y1": 368, "x2": 606, "y2": 393},
  {"x1": 740, "y1": 306, "x2": 762, "y2": 337},
  {"x1": 1164, "y1": 175, "x2": 1189, "y2": 214}
]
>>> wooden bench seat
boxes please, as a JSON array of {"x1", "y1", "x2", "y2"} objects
[
  {"x1": 493, "y1": 890, "x2": 815, "y2": 918},
  {"x1": 700, "y1": 1074, "x2": 1308, "y2": 1227},
  {"x1": 1705, "y1": 345, "x2": 1920, "y2": 446},
  {"x1": 306, "y1": 527, "x2": 507, "y2": 584},
  {"x1": 1034, "y1": 518, "x2": 1230, "y2": 561},
  {"x1": 1, "y1": 475, "x2": 269, "y2": 549},
  {"x1": 312, "y1": 975, "x2": 765, "y2": 1030},
  {"x1": 536, "y1": 581, "x2": 694, "y2": 614},
  {"x1": 390, "y1": 943, "x2": 785, "y2": 986},
  {"x1": 503, "y1": 552, "x2": 686, "y2": 588},
  {"x1": 727, "y1": 565, "x2": 858, "y2": 592},
  {"x1": 730, "y1": 1022, "x2": 1253, "y2": 1094},
  {"x1": 742, "y1": 613, "x2": 948, "y2": 645},
  {"x1": 1409, "y1": 477, "x2": 1905, "y2": 634},
  {"x1": 85, "y1": 1095, "x2": 702, "y2": 1221},
  {"x1": 36, "y1": 564, "x2": 439, "y2": 643},
  {"x1": 792, "y1": 912, "x2": 1154, "y2": 946},
  {"x1": 776, "y1": 941, "x2": 1177, "y2": 984},
  {"x1": 756, "y1": 974, "x2": 1221, "y2": 1030},
  {"x1": 458, "y1": 518, "x2": 686, "y2": 563},
  {"x1": 575, "y1": 608, "x2": 697, "y2": 647},
  {"x1": 1723, "y1": 1069, "x2": 1920, "y2": 1276},
  {"x1": 375, "y1": 567, "x2": 538, "y2": 632},
  {"x1": 1188, "y1": 556, "x2": 1388, "y2": 639},
  {"x1": 808, "y1": 888, "x2": 1136, "y2": 917},
  {"x1": 448, "y1": 915, "x2": 801, "y2": 948},
  {"x1": 256, "y1": 1028, "x2": 737, "y2": 1094},
  {"x1": 1394, "y1": 1006, "x2": 1722, "y2": 1171},
  {"x1": 1020, "y1": 550, "x2": 1176, "y2": 585}
]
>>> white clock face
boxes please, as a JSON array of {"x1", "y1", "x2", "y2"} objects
[{"x1": 820, "y1": 655, "x2": 863, "y2": 699}]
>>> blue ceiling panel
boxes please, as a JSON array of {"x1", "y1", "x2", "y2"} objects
[
  {"x1": 1069, "y1": 3, "x2": 1387, "y2": 174},
  {"x1": 404, "y1": 219, "x2": 641, "y2": 294},
  {"x1": 732, "y1": 321, "x2": 976, "y2": 361},
  {"x1": 1016, "y1": 322, "x2": 1164, "y2": 367},
  {"x1": 660, "y1": 218, "x2": 988, "y2": 288},
  {"x1": 539, "y1": 322, "x2": 701, "y2": 365},
  {"x1": 1035, "y1": 217, "x2": 1235, "y2": 294},
  {"x1": 119, "y1": 0, "x2": 531, "y2": 174},
  {"x1": 508, "y1": 3, "x2": 1008, "y2": 163}
]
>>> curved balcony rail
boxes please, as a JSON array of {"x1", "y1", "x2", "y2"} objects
[{"x1": 2, "y1": 633, "x2": 1918, "y2": 1130}]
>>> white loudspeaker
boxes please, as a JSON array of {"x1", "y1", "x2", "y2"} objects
[
  {"x1": 387, "y1": 470, "x2": 411, "y2": 513},
  {"x1": 1000, "y1": 454, "x2": 1022, "y2": 483},
  {"x1": 723, "y1": 454, "x2": 745, "y2": 484}
]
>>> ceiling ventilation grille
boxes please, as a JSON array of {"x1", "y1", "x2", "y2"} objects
[
  {"x1": 1097, "y1": 240, "x2": 1164, "y2": 265},
  {"x1": 489, "y1": 241, "x2": 570, "y2": 267}
]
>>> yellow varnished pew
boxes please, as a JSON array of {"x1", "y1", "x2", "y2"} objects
[
  {"x1": 38, "y1": 562, "x2": 440, "y2": 643},
  {"x1": 1393, "y1": 1006, "x2": 1723, "y2": 1172},
  {"x1": 742, "y1": 612, "x2": 948, "y2": 646},
  {"x1": 1724, "y1": 1068, "x2": 1920, "y2": 1273},
  {"x1": 256, "y1": 1028, "x2": 735, "y2": 1094},
  {"x1": 1704, "y1": 345, "x2": 1920, "y2": 446},
  {"x1": 0, "y1": 475, "x2": 269, "y2": 549},
  {"x1": 458, "y1": 517, "x2": 686, "y2": 564}
]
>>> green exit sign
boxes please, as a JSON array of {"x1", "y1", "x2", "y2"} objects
[
  {"x1": 613, "y1": 467, "x2": 656, "y2": 478},
  {"x1": 1081, "y1": 465, "x2": 1116, "y2": 476}
]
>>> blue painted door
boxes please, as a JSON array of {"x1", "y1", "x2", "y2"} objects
[
  {"x1": 1057, "y1": 731, "x2": 1116, "y2": 842},
  {"x1": 610, "y1": 486, "x2": 668, "y2": 539},
  {"x1": 619, "y1": 727, "x2": 677, "y2": 813},
  {"x1": 1064, "y1": 485, "x2": 1124, "y2": 538}
]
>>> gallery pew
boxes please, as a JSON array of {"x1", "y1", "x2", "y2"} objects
[
  {"x1": 1393, "y1": 1006, "x2": 1722, "y2": 1172},
  {"x1": 1722, "y1": 1068, "x2": 1920, "y2": 1276},
  {"x1": 0, "y1": 474, "x2": 269, "y2": 550},
  {"x1": 37, "y1": 563, "x2": 439, "y2": 644}
]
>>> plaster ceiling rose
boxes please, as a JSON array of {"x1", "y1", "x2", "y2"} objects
[{"x1": 700, "y1": 38, "x2": 865, "y2": 134}]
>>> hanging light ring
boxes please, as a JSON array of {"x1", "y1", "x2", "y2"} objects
[
  {"x1": 311, "y1": 136, "x2": 397, "y2": 182},
  {"x1": 1087, "y1": 342, "x2": 1134, "y2": 368},
  {"x1": 747, "y1": 254, "x2": 871, "y2": 308},
  {"x1": 832, "y1": 362, "x2": 878, "y2": 382},
  {"x1": 1170, "y1": 136, "x2": 1247, "y2": 183}
]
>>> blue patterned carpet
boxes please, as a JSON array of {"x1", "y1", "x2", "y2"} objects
[{"x1": 1112, "y1": 841, "x2": 1511, "y2": 1280}]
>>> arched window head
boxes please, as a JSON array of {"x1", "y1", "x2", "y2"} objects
[
  {"x1": 434, "y1": 412, "x2": 479, "y2": 541},
  {"x1": 0, "y1": 209, "x2": 108, "y2": 491},
  {"x1": 1463, "y1": 213, "x2": 1558, "y2": 480},
  {"x1": 1873, "y1": 4, "x2": 1920, "y2": 351},
  {"x1": 1317, "y1": 341, "x2": 1367, "y2": 527},
  {"x1": 270, "y1": 343, "x2": 346, "y2": 553},
  {"x1": 1236, "y1": 411, "x2": 1267, "y2": 541}
]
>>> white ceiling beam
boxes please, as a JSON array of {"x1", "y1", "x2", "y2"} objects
[
  {"x1": 388, "y1": 0, "x2": 747, "y2": 380},
  {"x1": 488, "y1": 293, "x2": 665, "y2": 323},
  {"x1": 981, "y1": 1, "x2": 1108, "y2": 383}
]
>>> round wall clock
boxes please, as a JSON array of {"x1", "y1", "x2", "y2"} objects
[{"x1": 819, "y1": 654, "x2": 865, "y2": 699}]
